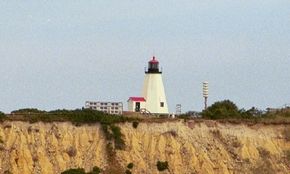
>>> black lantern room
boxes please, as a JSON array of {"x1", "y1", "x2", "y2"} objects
[{"x1": 145, "y1": 56, "x2": 162, "y2": 74}]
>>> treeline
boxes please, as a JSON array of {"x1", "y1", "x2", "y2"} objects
[
  {"x1": 4, "y1": 108, "x2": 137, "y2": 125},
  {"x1": 201, "y1": 100, "x2": 290, "y2": 120}
]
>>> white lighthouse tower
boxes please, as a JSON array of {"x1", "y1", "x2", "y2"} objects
[{"x1": 141, "y1": 56, "x2": 169, "y2": 114}]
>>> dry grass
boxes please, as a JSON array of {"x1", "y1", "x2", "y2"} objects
[
  {"x1": 284, "y1": 127, "x2": 290, "y2": 141},
  {"x1": 257, "y1": 147, "x2": 271, "y2": 158}
]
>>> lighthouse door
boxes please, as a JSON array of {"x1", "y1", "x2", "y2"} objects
[{"x1": 135, "y1": 102, "x2": 140, "y2": 112}]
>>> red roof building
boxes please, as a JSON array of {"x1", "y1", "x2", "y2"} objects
[
  {"x1": 128, "y1": 97, "x2": 146, "y2": 102},
  {"x1": 128, "y1": 97, "x2": 146, "y2": 112}
]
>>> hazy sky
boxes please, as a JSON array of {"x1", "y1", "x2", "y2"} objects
[{"x1": 0, "y1": 0, "x2": 289, "y2": 113}]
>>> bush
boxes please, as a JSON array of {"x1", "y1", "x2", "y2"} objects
[
  {"x1": 132, "y1": 121, "x2": 139, "y2": 129},
  {"x1": 61, "y1": 168, "x2": 86, "y2": 174},
  {"x1": 125, "y1": 169, "x2": 132, "y2": 174},
  {"x1": 61, "y1": 167, "x2": 102, "y2": 174},
  {"x1": 127, "y1": 163, "x2": 134, "y2": 169},
  {"x1": 156, "y1": 161, "x2": 169, "y2": 171},
  {"x1": 91, "y1": 166, "x2": 101, "y2": 174},
  {"x1": 202, "y1": 100, "x2": 240, "y2": 119}
]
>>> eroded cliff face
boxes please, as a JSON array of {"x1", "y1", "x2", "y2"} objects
[{"x1": 0, "y1": 121, "x2": 289, "y2": 174}]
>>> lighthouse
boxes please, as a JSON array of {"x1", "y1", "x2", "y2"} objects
[
  {"x1": 142, "y1": 56, "x2": 169, "y2": 114},
  {"x1": 128, "y1": 56, "x2": 169, "y2": 114}
]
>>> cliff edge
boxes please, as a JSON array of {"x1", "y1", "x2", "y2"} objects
[{"x1": 0, "y1": 120, "x2": 289, "y2": 174}]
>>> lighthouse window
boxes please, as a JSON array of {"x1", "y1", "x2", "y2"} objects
[{"x1": 160, "y1": 102, "x2": 164, "y2": 107}]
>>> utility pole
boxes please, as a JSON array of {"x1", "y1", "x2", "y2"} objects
[
  {"x1": 203, "y1": 81, "x2": 209, "y2": 110},
  {"x1": 176, "y1": 104, "x2": 181, "y2": 115}
]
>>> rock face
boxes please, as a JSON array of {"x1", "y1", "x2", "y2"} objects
[{"x1": 0, "y1": 121, "x2": 289, "y2": 174}]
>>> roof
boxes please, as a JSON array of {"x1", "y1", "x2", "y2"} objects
[
  {"x1": 149, "y1": 56, "x2": 159, "y2": 64},
  {"x1": 128, "y1": 97, "x2": 146, "y2": 102}
]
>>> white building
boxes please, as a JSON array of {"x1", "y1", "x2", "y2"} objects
[
  {"x1": 128, "y1": 56, "x2": 169, "y2": 114},
  {"x1": 85, "y1": 101, "x2": 123, "y2": 115},
  {"x1": 127, "y1": 97, "x2": 146, "y2": 112}
]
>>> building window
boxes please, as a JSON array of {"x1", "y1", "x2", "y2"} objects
[{"x1": 160, "y1": 102, "x2": 164, "y2": 107}]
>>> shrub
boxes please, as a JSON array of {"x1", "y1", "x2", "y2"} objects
[
  {"x1": 132, "y1": 121, "x2": 139, "y2": 129},
  {"x1": 156, "y1": 161, "x2": 169, "y2": 171},
  {"x1": 101, "y1": 124, "x2": 125, "y2": 150},
  {"x1": 125, "y1": 169, "x2": 132, "y2": 174},
  {"x1": 91, "y1": 166, "x2": 101, "y2": 174},
  {"x1": 202, "y1": 100, "x2": 240, "y2": 119},
  {"x1": 61, "y1": 168, "x2": 86, "y2": 174},
  {"x1": 127, "y1": 163, "x2": 134, "y2": 169},
  {"x1": 111, "y1": 125, "x2": 125, "y2": 150},
  {"x1": 61, "y1": 167, "x2": 102, "y2": 174},
  {"x1": 11, "y1": 108, "x2": 46, "y2": 114},
  {"x1": 9, "y1": 108, "x2": 141, "y2": 125}
]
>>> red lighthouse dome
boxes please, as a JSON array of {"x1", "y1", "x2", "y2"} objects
[{"x1": 146, "y1": 56, "x2": 161, "y2": 74}]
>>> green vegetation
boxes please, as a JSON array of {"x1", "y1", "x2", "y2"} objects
[
  {"x1": 132, "y1": 121, "x2": 139, "y2": 129},
  {"x1": 202, "y1": 100, "x2": 240, "y2": 119},
  {"x1": 200, "y1": 100, "x2": 290, "y2": 124},
  {"x1": 127, "y1": 163, "x2": 134, "y2": 169},
  {"x1": 156, "y1": 161, "x2": 169, "y2": 171},
  {"x1": 90, "y1": 166, "x2": 102, "y2": 174},
  {"x1": 0, "y1": 111, "x2": 6, "y2": 122},
  {"x1": 102, "y1": 124, "x2": 125, "y2": 150},
  {"x1": 125, "y1": 169, "x2": 132, "y2": 174},
  {"x1": 61, "y1": 168, "x2": 86, "y2": 174},
  {"x1": 110, "y1": 125, "x2": 125, "y2": 150},
  {"x1": 9, "y1": 108, "x2": 137, "y2": 125},
  {"x1": 61, "y1": 166, "x2": 101, "y2": 174},
  {"x1": 11, "y1": 108, "x2": 46, "y2": 114}
]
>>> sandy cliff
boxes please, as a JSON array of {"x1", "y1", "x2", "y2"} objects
[{"x1": 0, "y1": 120, "x2": 289, "y2": 174}]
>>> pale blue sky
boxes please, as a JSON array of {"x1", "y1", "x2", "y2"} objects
[{"x1": 0, "y1": 1, "x2": 289, "y2": 113}]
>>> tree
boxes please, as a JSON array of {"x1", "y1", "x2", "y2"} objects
[{"x1": 202, "y1": 100, "x2": 240, "y2": 119}]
